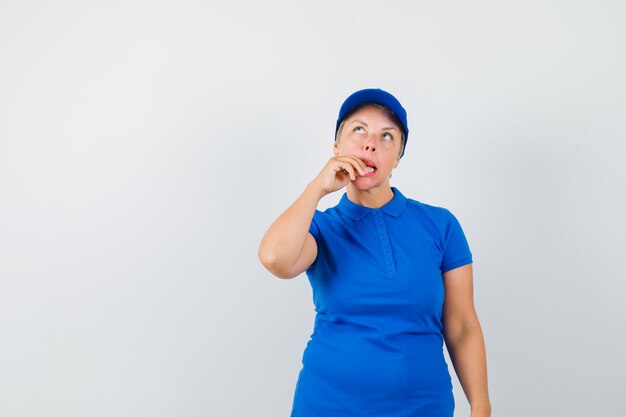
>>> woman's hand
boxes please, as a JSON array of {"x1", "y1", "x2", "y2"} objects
[{"x1": 310, "y1": 155, "x2": 369, "y2": 196}]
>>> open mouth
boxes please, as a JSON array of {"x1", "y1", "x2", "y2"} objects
[{"x1": 362, "y1": 159, "x2": 377, "y2": 173}]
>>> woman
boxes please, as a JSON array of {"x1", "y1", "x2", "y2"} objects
[{"x1": 258, "y1": 88, "x2": 491, "y2": 417}]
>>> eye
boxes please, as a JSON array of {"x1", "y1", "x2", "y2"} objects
[
  {"x1": 382, "y1": 132, "x2": 394, "y2": 141},
  {"x1": 353, "y1": 126, "x2": 365, "y2": 133}
]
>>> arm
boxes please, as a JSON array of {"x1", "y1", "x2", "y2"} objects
[
  {"x1": 257, "y1": 182, "x2": 324, "y2": 279},
  {"x1": 258, "y1": 155, "x2": 368, "y2": 279},
  {"x1": 441, "y1": 263, "x2": 491, "y2": 417}
]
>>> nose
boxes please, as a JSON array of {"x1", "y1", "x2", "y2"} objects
[{"x1": 363, "y1": 136, "x2": 376, "y2": 152}]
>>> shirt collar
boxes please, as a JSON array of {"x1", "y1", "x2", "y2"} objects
[{"x1": 337, "y1": 187, "x2": 407, "y2": 221}]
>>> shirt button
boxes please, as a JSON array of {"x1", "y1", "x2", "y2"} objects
[
  {"x1": 387, "y1": 260, "x2": 392, "y2": 264},
  {"x1": 384, "y1": 247, "x2": 389, "y2": 252},
  {"x1": 380, "y1": 235, "x2": 386, "y2": 239},
  {"x1": 379, "y1": 223, "x2": 383, "y2": 226}
]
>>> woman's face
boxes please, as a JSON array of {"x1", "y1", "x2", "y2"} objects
[{"x1": 334, "y1": 104, "x2": 403, "y2": 190}]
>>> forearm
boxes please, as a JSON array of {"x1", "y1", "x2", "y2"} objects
[
  {"x1": 445, "y1": 323, "x2": 491, "y2": 416},
  {"x1": 258, "y1": 182, "x2": 324, "y2": 270}
]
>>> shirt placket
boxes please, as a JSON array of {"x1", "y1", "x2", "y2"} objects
[{"x1": 372, "y1": 209, "x2": 396, "y2": 278}]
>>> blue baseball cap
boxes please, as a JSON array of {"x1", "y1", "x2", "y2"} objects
[{"x1": 335, "y1": 88, "x2": 409, "y2": 158}]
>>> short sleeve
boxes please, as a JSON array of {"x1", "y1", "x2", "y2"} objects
[
  {"x1": 308, "y1": 212, "x2": 320, "y2": 241},
  {"x1": 306, "y1": 211, "x2": 321, "y2": 273},
  {"x1": 440, "y1": 209, "x2": 473, "y2": 273}
]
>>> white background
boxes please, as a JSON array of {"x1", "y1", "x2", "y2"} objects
[{"x1": 1, "y1": 1, "x2": 625, "y2": 416}]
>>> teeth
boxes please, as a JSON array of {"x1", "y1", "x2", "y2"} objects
[{"x1": 366, "y1": 167, "x2": 375, "y2": 173}]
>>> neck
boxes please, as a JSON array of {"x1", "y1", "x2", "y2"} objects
[{"x1": 346, "y1": 183, "x2": 394, "y2": 208}]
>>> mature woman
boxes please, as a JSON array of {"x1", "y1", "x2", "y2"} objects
[{"x1": 258, "y1": 88, "x2": 491, "y2": 417}]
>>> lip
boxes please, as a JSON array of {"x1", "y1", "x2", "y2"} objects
[
  {"x1": 359, "y1": 158, "x2": 377, "y2": 176},
  {"x1": 360, "y1": 158, "x2": 377, "y2": 168}
]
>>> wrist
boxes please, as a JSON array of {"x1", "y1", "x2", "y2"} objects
[{"x1": 305, "y1": 181, "x2": 327, "y2": 200}]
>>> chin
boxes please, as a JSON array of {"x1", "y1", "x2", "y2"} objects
[{"x1": 352, "y1": 176, "x2": 387, "y2": 190}]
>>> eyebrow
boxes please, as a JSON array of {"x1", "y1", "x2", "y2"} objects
[{"x1": 351, "y1": 120, "x2": 399, "y2": 131}]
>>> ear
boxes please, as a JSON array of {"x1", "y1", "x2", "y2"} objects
[
  {"x1": 393, "y1": 157, "x2": 400, "y2": 169},
  {"x1": 333, "y1": 141, "x2": 339, "y2": 156}
]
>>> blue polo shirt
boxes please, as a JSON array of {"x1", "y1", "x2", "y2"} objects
[{"x1": 290, "y1": 187, "x2": 473, "y2": 417}]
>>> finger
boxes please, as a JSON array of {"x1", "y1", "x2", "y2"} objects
[
  {"x1": 336, "y1": 156, "x2": 367, "y2": 176},
  {"x1": 345, "y1": 156, "x2": 368, "y2": 176},
  {"x1": 340, "y1": 163, "x2": 357, "y2": 181}
]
